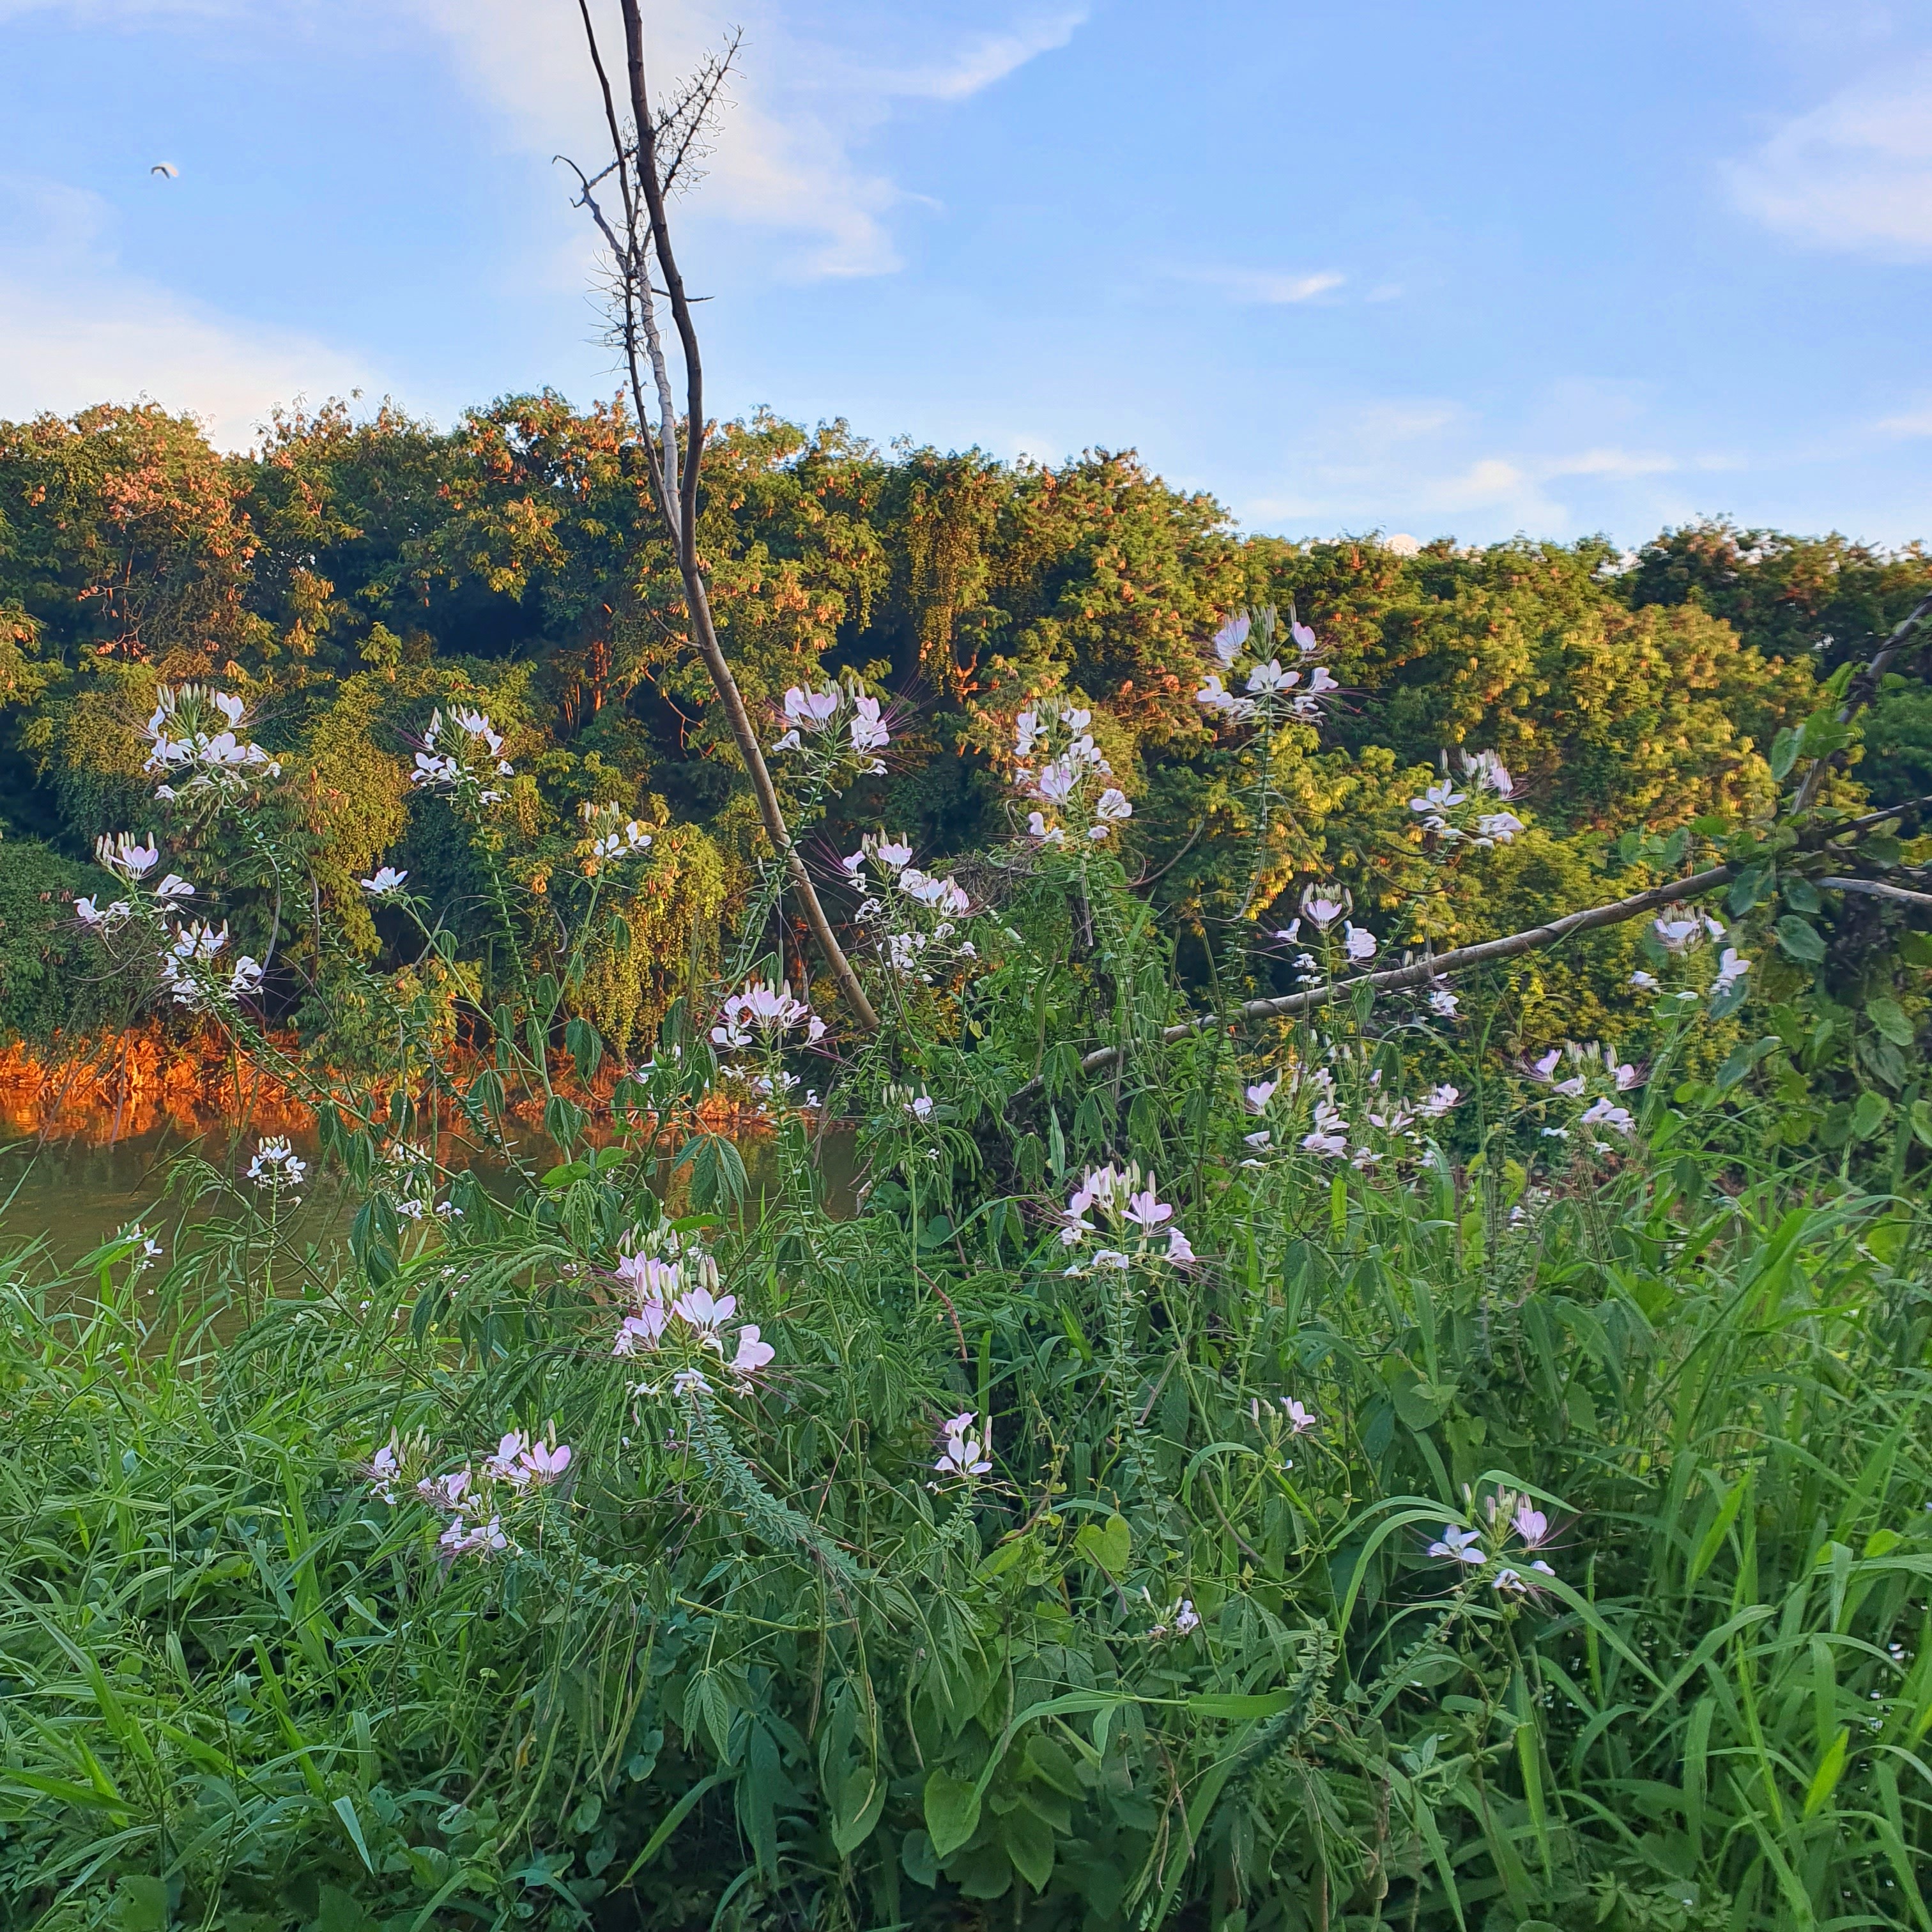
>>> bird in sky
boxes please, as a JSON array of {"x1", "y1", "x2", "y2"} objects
[{"x1": 150, "y1": 162, "x2": 178, "y2": 178}]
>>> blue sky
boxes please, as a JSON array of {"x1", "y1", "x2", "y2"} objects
[{"x1": 3, "y1": 0, "x2": 1931, "y2": 547}]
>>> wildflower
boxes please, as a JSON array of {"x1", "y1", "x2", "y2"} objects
[
  {"x1": 1342, "y1": 922, "x2": 1377, "y2": 963},
  {"x1": 367, "y1": 1441, "x2": 401, "y2": 1505},
  {"x1": 75, "y1": 896, "x2": 134, "y2": 928},
  {"x1": 360, "y1": 866, "x2": 409, "y2": 896},
  {"x1": 1512, "y1": 1505, "x2": 1550, "y2": 1548},
  {"x1": 1712, "y1": 947, "x2": 1751, "y2": 997},
  {"x1": 1094, "y1": 786, "x2": 1133, "y2": 825},
  {"x1": 1301, "y1": 884, "x2": 1349, "y2": 929},
  {"x1": 1026, "y1": 810, "x2": 1065, "y2": 845},
  {"x1": 1212, "y1": 613, "x2": 1250, "y2": 663},
  {"x1": 674, "y1": 1285, "x2": 738, "y2": 1337},
  {"x1": 1273, "y1": 919, "x2": 1301, "y2": 945},
  {"x1": 935, "y1": 1425, "x2": 993, "y2": 1479},
  {"x1": 440, "y1": 1515, "x2": 510, "y2": 1559},
  {"x1": 1429, "y1": 985, "x2": 1460, "y2": 1016},
  {"x1": 1245, "y1": 1078, "x2": 1279, "y2": 1113},
  {"x1": 671, "y1": 1367, "x2": 711, "y2": 1398},
  {"x1": 1244, "y1": 1129, "x2": 1273, "y2": 1149},
  {"x1": 1428, "y1": 1524, "x2": 1485, "y2": 1565},
  {"x1": 1417, "y1": 1084, "x2": 1460, "y2": 1119},
  {"x1": 154, "y1": 873, "x2": 194, "y2": 902},
  {"x1": 419, "y1": 1468, "x2": 470, "y2": 1510},
  {"x1": 1301, "y1": 1100, "x2": 1349, "y2": 1158},
  {"x1": 1629, "y1": 969, "x2": 1660, "y2": 989},
  {"x1": 617, "y1": 1252, "x2": 682, "y2": 1300},
  {"x1": 1409, "y1": 780, "x2": 1467, "y2": 818},
  {"x1": 96, "y1": 834, "x2": 160, "y2": 881},
  {"x1": 484, "y1": 1432, "x2": 529, "y2": 1482},
  {"x1": 521, "y1": 1438, "x2": 572, "y2": 1483},
  {"x1": 1165, "y1": 1227, "x2": 1195, "y2": 1264},
  {"x1": 613, "y1": 1304, "x2": 671, "y2": 1356},
  {"x1": 1172, "y1": 1599, "x2": 1200, "y2": 1634},
  {"x1": 247, "y1": 1137, "x2": 307, "y2": 1189},
  {"x1": 1459, "y1": 749, "x2": 1514, "y2": 797},
  {"x1": 874, "y1": 836, "x2": 914, "y2": 869},
  {"x1": 228, "y1": 956, "x2": 264, "y2": 1000},
  {"x1": 1653, "y1": 911, "x2": 1703, "y2": 953},
  {"x1": 1121, "y1": 1189, "x2": 1173, "y2": 1232},
  {"x1": 731, "y1": 1325, "x2": 775, "y2": 1377},
  {"x1": 1245, "y1": 658, "x2": 1291, "y2": 694},
  {"x1": 1282, "y1": 1398, "x2": 1317, "y2": 1434},
  {"x1": 905, "y1": 1094, "x2": 935, "y2": 1121},
  {"x1": 849, "y1": 694, "x2": 889, "y2": 754},
  {"x1": 1579, "y1": 1097, "x2": 1634, "y2": 1135},
  {"x1": 1475, "y1": 811, "x2": 1524, "y2": 845}
]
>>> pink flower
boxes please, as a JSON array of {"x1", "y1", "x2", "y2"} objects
[
  {"x1": 1281, "y1": 1398, "x2": 1317, "y2": 1434},
  {"x1": 520, "y1": 1439, "x2": 572, "y2": 1483},
  {"x1": 1121, "y1": 1189, "x2": 1172, "y2": 1232},
  {"x1": 731, "y1": 1325, "x2": 776, "y2": 1377},
  {"x1": 1165, "y1": 1227, "x2": 1195, "y2": 1264},
  {"x1": 1513, "y1": 1505, "x2": 1550, "y2": 1549},
  {"x1": 675, "y1": 1286, "x2": 737, "y2": 1337}
]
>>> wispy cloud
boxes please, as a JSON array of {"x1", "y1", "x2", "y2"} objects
[
  {"x1": 1174, "y1": 266, "x2": 1346, "y2": 306},
  {"x1": 0, "y1": 172, "x2": 377, "y2": 447},
  {"x1": 1877, "y1": 404, "x2": 1932, "y2": 438},
  {"x1": 882, "y1": 9, "x2": 1085, "y2": 102},
  {"x1": 402, "y1": 0, "x2": 1085, "y2": 279},
  {"x1": 1726, "y1": 57, "x2": 1932, "y2": 259}
]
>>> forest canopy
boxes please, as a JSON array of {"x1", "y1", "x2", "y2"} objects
[{"x1": 3, "y1": 392, "x2": 1929, "y2": 1056}]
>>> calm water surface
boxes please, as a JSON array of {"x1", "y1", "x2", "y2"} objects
[{"x1": 0, "y1": 1119, "x2": 859, "y2": 1271}]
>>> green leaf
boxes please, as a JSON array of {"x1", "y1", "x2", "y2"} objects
[
  {"x1": 831, "y1": 1763, "x2": 886, "y2": 1855},
  {"x1": 1775, "y1": 915, "x2": 1827, "y2": 963},
  {"x1": 924, "y1": 1767, "x2": 982, "y2": 1860},
  {"x1": 1074, "y1": 1514, "x2": 1130, "y2": 1577},
  {"x1": 564, "y1": 1015, "x2": 602, "y2": 1082},
  {"x1": 999, "y1": 1802, "x2": 1055, "y2": 1892},
  {"x1": 1910, "y1": 1098, "x2": 1932, "y2": 1149},
  {"x1": 116, "y1": 1878, "x2": 169, "y2": 1932},
  {"x1": 1770, "y1": 726, "x2": 1801, "y2": 781},
  {"x1": 1851, "y1": 1091, "x2": 1891, "y2": 1140},
  {"x1": 333, "y1": 1795, "x2": 374, "y2": 1871},
  {"x1": 1802, "y1": 1728, "x2": 1850, "y2": 1818},
  {"x1": 1783, "y1": 877, "x2": 1821, "y2": 914},
  {"x1": 1867, "y1": 996, "x2": 1915, "y2": 1048}
]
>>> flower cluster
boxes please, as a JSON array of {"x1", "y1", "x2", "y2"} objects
[
  {"x1": 159, "y1": 919, "x2": 262, "y2": 1009},
  {"x1": 1146, "y1": 1595, "x2": 1201, "y2": 1639},
  {"x1": 843, "y1": 832, "x2": 979, "y2": 982},
  {"x1": 1272, "y1": 882, "x2": 1378, "y2": 977},
  {"x1": 1428, "y1": 1489, "x2": 1561, "y2": 1598},
  {"x1": 1195, "y1": 608, "x2": 1338, "y2": 727},
  {"x1": 710, "y1": 979, "x2": 827, "y2": 1054},
  {"x1": 247, "y1": 1136, "x2": 307, "y2": 1194},
  {"x1": 82, "y1": 831, "x2": 265, "y2": 1009},
  {"x1": 1409, "y1": 749, "x2": 1525, "y2": 848},
  {"x1": 142, "y1": 686, "x2": 280, "y2": 800},
  {"x1": 379, "y1": 1139, "x2": 461, "y2": 1222},
  {"x1": 1058, "y1": 1162, "x2": 1195, "y2": 1273},
  {"x1": 609, "y1": 1225, "x2": 774, "y2": 1381},
  {"x1": 364, "y1": 1423, "x2": 575, "y2": 1563},
  {"x1": 933, "y1": 1410, "x2": 993, "y2": 1484},
  {"x1": 770, "y1": 679, "x2": 891, "y2": 776},
  {"x1": 1243, "y1": 1057, "x2": 1459, "y2": 1171},
  {"x1": 410, "y1": 707, "x2": 514, "y2": 802},
  {"x1": 577, "y1": 801, "x2": 655, "y2": 875},
  {"x1": 1528, "y1": 1041, "x2": 1642, "y2": 1145},
  {"x1": 1631, "y1": 905, "x2": 1750, "y2": 1008},
  {"x1": 1009, "y1": 703, "x2": 1132, "y2": 847}
]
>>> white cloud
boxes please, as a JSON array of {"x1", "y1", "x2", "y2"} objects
[
  {"x1": 0, "y1": 174, "x2": 377, "y2": 448},
  {"x1": 1877, "y1": 404, "x2": 1932, "y2": 438},
  {"x1": 1726, "y1": 57, "x2": 1932, "y2": 259},
  {"x1": 882, "y1": 10, "x2": 1085, "y2": 101},
  {"x1": 1175, "y1": 265, "x2": 1346, "y2": 305},
  {"x1": 1542, "y1": 447, "x2": 1677, "y2": 480},
  {"x1": 398, "y1": 0, "x2": 1085, "y2": 278}
]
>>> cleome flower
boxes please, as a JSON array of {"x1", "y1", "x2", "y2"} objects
[
  {"x1": 247, "y1": 1137, "x2": 307, "y2": 1190},
  {"x1": 1197, "y1": 606, "x2": 1337, "y2": 726},
  {"x1": 933, "y1": 1411, "x2": 993, "y2": 1482},
  {"x1": 141, "y1": 686, "x2": 280, "y2": 799},
  {"x1": 410, "y1": 707, "x2": 514, "y2": 798},
  {"x1": 1058, "y1": 1161, "x2": 1195, "y2": 1271}
]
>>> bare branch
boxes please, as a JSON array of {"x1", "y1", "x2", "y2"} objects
[{"x1": 1819, "y1": 876, "x2": 1932, "y2": 908}]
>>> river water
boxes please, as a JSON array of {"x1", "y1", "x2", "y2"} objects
[{"x1": 0, "y1": 1117, "x2": 860, "y2": 1274}]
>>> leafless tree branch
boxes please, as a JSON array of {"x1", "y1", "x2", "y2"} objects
[{"x1": 570, "y1": 1, "x2": 878, "y2": 1033}]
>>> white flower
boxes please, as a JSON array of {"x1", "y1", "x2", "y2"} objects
[
  {"x1": 229, "y1": 956, "x2": 264, "y2": 1000},
  {"x1": 1212, "y1": 613, "x2": 1250, "y2": 664},
  {"x1": 1245, "y1": 1078, "x2": 1279, "y2": 1114},
  {"x1": 96, "y1": 834, "x2": 160, "y2": 882},
  {"x1": 75, "y1": 896, "x2": 134, "y2": 928},
  {"x1": 1475, "y1": 811, "x2": 1524, "y2": 845},
  {"x1": 935, "y1": 1422, "x2": 992, "y2": 1478},
  {"x1": 1244, "y1": 658, "x2": 1291, "y2": 694},
  {"x1": 154, "y1": 873, "x2": 195, "y2": 902},
  {"x1": 1121, "y1": 1188, "x2": 1172, "y2": 1232},
  {"x1": 1512, "y1": 1505, "x2": 1550, "y2": 1548},
  {"x1": 1629, "y1": 969, "x2": 1660, "y2": 990},
  {"x1": 674, "y1": 1285, "x2": 738, "y2": 1337},
  {"x1": 1342, "y1": 922, "x2": 1377, "y2": 963},
  {"x1": 1096, "y1": 787, "x2": 1132, "y2": 824},
  {"x1": 1281, "y1": 1398, "x2": 1317, "y2": 1434},
  {"x1": 1417, "y1": 1084, "x2": 1460, "y2": 1119},
  {"x1": 1165, "y1": 1227, "x2": 1195, "y2": 1264},
  {"x1": 1428, "y1": 986, "x2": 1459, "y2": 1016},
  {"x1": 1579, "y1": 1097, "x2": 1634, "y2": 1135},
  {"x1": 1301, "y1": 1101, "x2": 1349, "y2": 1158},
  {"x1": 1289, "y1": 618, "x2": 1319, "y2": 655},
  {"x1": 1298, "y1": 884, "x2": 1344, "y2": 927},
  {"x1": 1172, "y1": 1599, "x2": 1200, "y2": 1634},
  {"x1": 1459, "y1": 749, "x2": 1514, "y2": 797},
  {"x1": 1026, "y1": 811, "x2": 1066, "y2": 845},
  {"x1": 731, "y1": 1325, "x2": 775, "y2": 1377},
  {"x1": 1712, "y1": 948, "x2": 1751, "y2": 996},
  {"x1": 849, "y1": 694, "x2": 889, "y2": 753},
  {"x1": 671, "y1": 1367, "x2": 711, "y2": 1398},
  {"x1": 247, "y1": 1137, "x2": 307, "y2": 1189},
  {"x1": 1653, "y1": 912, "x2": 1703, "y2": 954},
  {"x1": 520, "y1": 1438, "x2": 572, "y2": 1483},
  {"x1": 1409, "y1": 781, "x2": 1467, "y2": 818},
  {"x1": 905, "y1": 1093, "x2": 935, "y2": 1121},
  {"x1": 1428, "y1": 1524, "x2": 1485, "y2": 1565}
]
